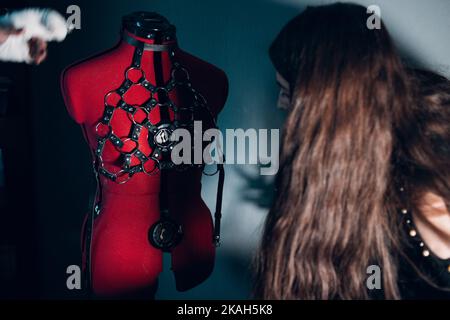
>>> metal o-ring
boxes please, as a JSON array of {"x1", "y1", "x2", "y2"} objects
[
  {"x1": 127, "y1": 106, "x2": 148, "y2": 125},
  {"x1": 125, "y1": 67, "x2": 145, "y2": 84},
  {"x1": 97, "y1": 162, "x2": 128, "y2": 183},
  {"x1": 203, "y1": 164, "x2": 220, "y2": 176},
  {"x1": 155, "y1": 86, "x2": 169, "y2": 96},
  {"x1": 115, "y1": 169, "x2": 132, "y2": 184},
  {"x1": 171, "y1": 66, "x2": 190, "y2": 83},
  {"x1": 104, "y1": 91, "x2": 120, "y2": 107},
  {"x1": 95, "y1": 122, "x2": 112, "y2": 139},
  {"x1": 141, "y1": 160, "x2": 159, "y2": 176}
]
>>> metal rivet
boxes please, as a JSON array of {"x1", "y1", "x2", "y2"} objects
[
  {"x1": 401, "y1": 209, "x2": 408, "y2": 215},
  {"x1": 409, "y1": 230, "x2": 417, "y2": 237},
  {"x1": 419, "y1": 242, "x2": 424, "y2": 247},
  {"x1": 422, "y1": 250, "x2": 430, "y2": 257}
]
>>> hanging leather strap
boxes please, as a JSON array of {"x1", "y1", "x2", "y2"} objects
[{"x1": 213, "y1": 163, "x2": 225, "y2": 246}]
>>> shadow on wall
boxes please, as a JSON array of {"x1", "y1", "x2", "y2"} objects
[{"x1": 28, "y1": 0, "x2": 300, "y2": 299}]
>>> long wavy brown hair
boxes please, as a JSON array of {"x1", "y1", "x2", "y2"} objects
[
  {"x1": 398, "y1": 69, "x2": 450, "y2": 210},
  {"x1": 393, "y1": 68, "x2": 450, "y2": 295},
  {"x1": 255, "y1": 3, "x2": 450, "y2": 300}
]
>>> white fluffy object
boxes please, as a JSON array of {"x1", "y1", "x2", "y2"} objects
[{"x1": 0, "y1": 8, "x2": 68, "y2": 63}]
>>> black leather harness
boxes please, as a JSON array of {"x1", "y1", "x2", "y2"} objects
[{"x1": 83, "y1": 32, "x2": 225, "y2": 291}]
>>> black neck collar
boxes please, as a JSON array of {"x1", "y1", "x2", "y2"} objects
[{"x1": 123, "y1": 32, "x2": 177, "y2": 52}]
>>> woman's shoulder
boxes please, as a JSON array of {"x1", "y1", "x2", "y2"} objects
[{"x1": 397, "y1": 220, "x2": 450, "y2": 299}]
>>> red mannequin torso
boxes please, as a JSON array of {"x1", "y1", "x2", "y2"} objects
[{"x1": 61, "y1": 27, "x2": 228, "y2": 297}]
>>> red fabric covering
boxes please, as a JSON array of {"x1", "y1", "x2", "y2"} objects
[{"x1": 61, "y1": 31, "x2": 228, "y2": 297}]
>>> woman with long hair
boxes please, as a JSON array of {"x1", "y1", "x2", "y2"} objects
[{"x1": 255, "y1": 3, "x2": 450, "y2": 299}]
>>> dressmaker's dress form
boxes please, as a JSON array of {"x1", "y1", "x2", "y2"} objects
[{"x1": 61, "y1": 13, "x2": 228, "y2": 297}]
